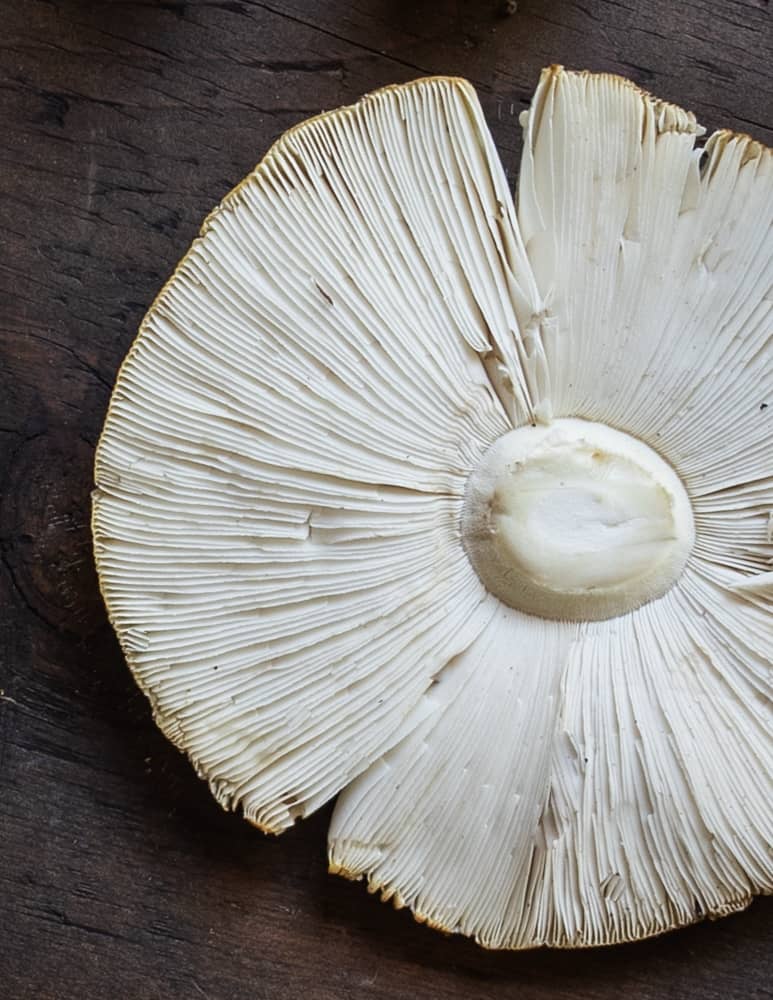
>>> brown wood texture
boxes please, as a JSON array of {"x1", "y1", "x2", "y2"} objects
[{"x1": 1, "y1": 1, "x2": 771, "y2": 998}]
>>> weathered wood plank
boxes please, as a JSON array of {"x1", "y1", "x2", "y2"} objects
[{"x1": 1, "y1": 1, "x2": 771, "y2": 997}]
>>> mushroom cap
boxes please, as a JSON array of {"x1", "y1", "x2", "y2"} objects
[{"x1": 93, "y1": 67, "x2": 772, "y2": 949}]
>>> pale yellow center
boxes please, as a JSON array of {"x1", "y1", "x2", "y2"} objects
[{"x1": 462, "y1": 419, "x2": 694, "y2": 621}]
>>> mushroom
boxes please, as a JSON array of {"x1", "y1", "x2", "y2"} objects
[{"x1": 93, "y1": 67, "x2": 772, "y2": 949}]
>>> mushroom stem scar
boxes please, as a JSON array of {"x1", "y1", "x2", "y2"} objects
[{"x1": 462, "y1": 419, "x2": 695, "y2": 621}]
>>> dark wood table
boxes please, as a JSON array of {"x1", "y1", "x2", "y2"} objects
[{"x1": 2, "y1": 2, "x2": 771, "y2": 997}]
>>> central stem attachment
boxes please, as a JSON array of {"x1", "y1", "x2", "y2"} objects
[{"x1": 462, "y1": 419, "x2": 694, "y2": 621}]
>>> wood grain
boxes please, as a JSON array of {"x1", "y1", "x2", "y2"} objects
[{"x1": 1, "y1": 2, "x2": 771, "y2": 998}]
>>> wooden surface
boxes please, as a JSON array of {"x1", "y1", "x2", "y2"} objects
[{"x1": 1, "y1": 1, "x2": 771, "y2": 997}]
